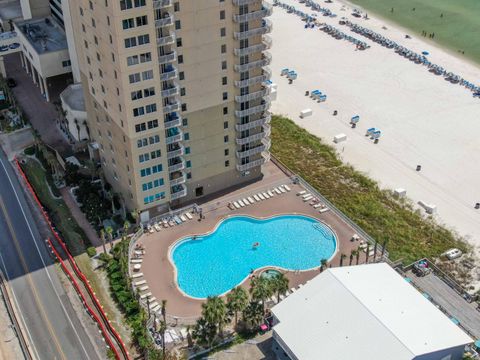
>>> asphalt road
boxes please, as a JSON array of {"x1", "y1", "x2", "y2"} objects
[{"x1": 0, "y1": 149, "x2": 102, "y2": 360}]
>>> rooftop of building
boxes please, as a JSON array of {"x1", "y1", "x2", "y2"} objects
[
  {"x1": 16, "y1": 16, "x2": 67, "y2": 54},
  {"x1": 271, "y1": 263, "x2": 473, "y2": 360},
  {"x1": 0, "y1": 1, "x2": 22, "y2": 22},
  {"x1": 60, "y1": 83, "x2": 85, "y2": 112}
]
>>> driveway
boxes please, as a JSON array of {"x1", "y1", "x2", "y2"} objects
[{"x1": 4, "y1": 53, "x2": 73, "y2": 156}]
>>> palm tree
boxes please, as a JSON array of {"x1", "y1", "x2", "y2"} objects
[
  {"x1": 373, "y1": 240, "x2": 378, "y2": 262},
  {"x1": 123, "y1": 221, "x2": 130, "y2": 239},
  {"x1": 158, "y1": 319, "x2": 167, "y2": 355},
  {"x1": 271, "y1": 273, "x2": 289, "y2": 303},
  {"x1": 201, "y1": 296, "x2": 227, "y2": 337},
  {"x1": 339, "y1": 253, "x2": 347, "y2": 267},
  {"x1": 100, "y1": 228, "x2": 106, "y2": 254},
  {"x1": 320, "y1": 259, "x2": 328, "y2": 272},
  {"x1": 242, "y1": 301, "x2": 264, "y2": 331},
  {"x1": 226, "y1": 286, "x2": 248, "y2": 326},
  {"x1": 365, "y1": 244, "x2": 370, "y2": 263},
  {"x1": 250, "y1": 276, "x2": 273, "y2": 313},
  {"x1": 105, "y1": 226, "x2": 114, "y2": 250},
  {"x1": 192, "y1": 317, "x2": 216, "y2": 348}
]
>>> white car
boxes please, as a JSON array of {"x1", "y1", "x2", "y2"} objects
[{"x1": 444, "y1": 248, "x2": 462, "y2": 260}]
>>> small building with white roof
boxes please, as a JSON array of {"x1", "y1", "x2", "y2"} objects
[{"x1": 271, "y1": 263, "x2": 472, "y2": 360}]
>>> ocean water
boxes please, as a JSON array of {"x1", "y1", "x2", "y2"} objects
[
  {"x1": 171, "y1": 215, "x2": 337, "y2": 298},
  {"x1": 347, "y1": 0, "x2": 480, "y2": 65}
]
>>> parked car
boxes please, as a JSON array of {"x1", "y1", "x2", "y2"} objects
[
  {"x1": 6, "y1": 78, "x2": 16, "y2": 88},
  {"x1": 8, "y1": 42, "x2": 20, "y2": 49},
  {"x1": 444, "y1": 248, "x2": 462, "y2": 260},
  {"x1": 0, "y1": 45, "x2": 8, "y2": 52}
]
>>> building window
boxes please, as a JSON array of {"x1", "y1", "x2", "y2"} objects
[
  {"x1": 137, "y1": 34, "x2": 150, "y2": 45},
  {"x1": 176, "y1": 38, "x2": 182, "y2": 47},
  {"x1": 184, "y1": 133, "x2": 189, "y2": 141},
  {"x1": 122, "y1": 18, "x2": 135, "y2": 29},
  {"x1": 220, "y1": 27, "x2": 226, "y2": 37},
  {"x1": 136, "y1": 15, "x2": 148, "y2": 26},
  {"x1": 222, "y1": 76, "x2": 227, "y2": 85},
  {"x1": 182, "y1": 118, "x2": 188, "y2": 126},
  {"x1": 225, "y1": 160, "x2": 230, "y2": 167},
  {"x1": 180, "y1": 88, "x2": 186, "y2": 96},
  {"x1": 185, "y1": 147, "x2": 190, "y2": 154},
  {"x1": 223, "y1": 121, "x2": 228, "y2": 129},
  {"x1": 127, "y1": 55, "x2": 139, "y2": 66},
  {"x1": 175, "y1": 20, "x2": 181, "y2": 30},
  {"x1": 221, "y1": 44, "x2": 226, "y2": 53},
  {"x1": 129, "y1": 73, "x2": 141, "y2": 83},
  {"x1": 223, "y1": 106, "x2": 228, "y2": 115},
  {"x1": 179, "y1": 71, "x2": 185, "y2": 80},
  {"x1": 181, "y1": 103, "x2": 187, "y2": 112},
  {"x1": 131, "y1": 90, "x2": 142, "y2": 100},
  {"x1": 135, "y1": 123, "x2": 147, "y2": 132},
  {"x1": 62, "y1": 60, "x2": 71, "y2": 67},
  {"x1": 186, "y1": 160, "x2": 191, "y2": 168},
  {"x1": 224, "y1": 135, "x2": 229, "y2": 143},
  {"x1": 140, "y1": 52, "x2": 151, "y2": 63},
  {"x1": 222, "y1": 92, "x2": 228, "y2": 100},
  {"x1": 222, "y1": 60, "x2": 227, "y2": 70},
  {"x1": 220, "y1": 10, "x2": 225, "y2": 20},
  {"x1": 142, "y1": 70, "x2": 154, "y2": 80},
  {"x1": 124, "y1": 37, "x2": 136, "y2": 48},
  {"x1": 187, "y1": 172, "x2": 192, "y2": 179},
  {"x1": 174, "y1": 2, "x2": 180, "y2": 11},
  {"x1": 144, "y1": 87, "x2": 155, "y2": 97},
  {"x1": 224, "y1": 149, "x2": 229, "y2": 156},
  {"x1": 145, "y1": 103, "x2": 157, "y2": 113},
  {"x1": 178, "y1": 55, "x2": 183, "y2": 64}
]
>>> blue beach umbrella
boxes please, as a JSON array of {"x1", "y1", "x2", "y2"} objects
[{"x1": 422, "y1": 51, "x2": 429, "y2": 55}]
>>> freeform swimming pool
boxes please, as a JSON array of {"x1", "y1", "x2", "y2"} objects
[{"x1": 171, "y1": 215, "x2": 337, "y2": 298}]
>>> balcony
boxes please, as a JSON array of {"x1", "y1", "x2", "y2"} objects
[
  {"x1": 234, "y1": 74, "x2": 270, "y2": 87},
  {"x1": 233, "y1": 0, "x2": 262, "y2": 6},
  {"x1": 161, "y1": 84, "x2": 179, "y2": 98},
  {"x1": 236, "y1": 131, "x2": 266, "y2": 145},
  {"x1": 153, "y1": 0, "x2": 172, "y2": 9},
  {"x1": 169, "y1": 172, "x2": 186, "y2": 186},
  {"x1": 236, "y1": 153, "x2": 268, "y2": 172},
  {"x1": 160, "y1": 66, "x2": 178, "y2": 81},
  {"x1": 234, "y1": 42, "x2": 267, "y2": 57},
  {"x1": 233, "y1": 3, "x2": 273, "y2": 22},
  {"x1": 163, "y1": 101, "x2": 180, "y2": 114},
  {"x1": 168, "y1": 159, "x2": 186, "y2": 172},
  {"x1": 170, "y1": 186, "x2": 187, "y2": 200},
  {"x1": 157, "y1": 33, "x2": 175, "y2": 46},
  {"x1": 234, "y1": 19, "x2": 272, "y2": 40},
  {"x1": 235, "y1": 89, "x2": 268, "y2": 103},
  {"x1": 165, "y1": 130, "x2": 183, "y2": 144},
  {"x1": 234, "y1": 56, "x2": 270, "y2": 72},
  {"x1": 155, "y1": 15, "x2": 174, "y2": 28},
  {"x1": 236, "y1": 144, "x2": 267, "y2": 158},
  {"x1": 164, "y1": 114, "x2": 181, "y2": 129},
  {"x1": 234, "y1": 101, "x2": 270, "y2": 118},
  {"x1": 167, "y1": 145, "x2": 184, "y2": 159},
  {"x1": 158, "y1": 51, "x2": 176, "y2": 65},
  {"x1": 235, "y1": 114, "x2": 271, "y2": 131}
]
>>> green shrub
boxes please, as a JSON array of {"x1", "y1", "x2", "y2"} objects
[
  {"x1": 24, "y1": 146, "x2": 35, "y2": 156},
  {"x1": 86, "y1": 247, "x2": 97, "y2": 257}
]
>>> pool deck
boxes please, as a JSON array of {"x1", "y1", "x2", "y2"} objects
[{"x1": 137, "y1": 162, "x2": 372, "y2": 320}]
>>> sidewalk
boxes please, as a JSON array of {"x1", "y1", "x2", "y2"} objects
[{"x1": 60, "y1": 187, "x2": 101, "y2": 247}]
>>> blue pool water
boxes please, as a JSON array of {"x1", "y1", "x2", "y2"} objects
[{"x1": 171, "y1": 215, "x2": 337, "y2": 298}]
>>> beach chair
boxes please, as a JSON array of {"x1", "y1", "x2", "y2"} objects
[
  {"x1": 263, "y1": 192, "x2": 270, "y2": 199},
  {"x1": 180, "y1": 214, "x2": 187, "y2": 222},
  {"x1": 267, "y1": 190, "x2": 275, "y2": 197},
  {"x1": 238, "y1": 200, "x2": 245, "y2": 207},
  {"x1": 234, "y1": 201, "x2": 241, "y2": 209},
  {"x1": 147, "y1": 225, "x2": 154, "y2": 234},
  {"x1": 274, "y1": 188, "x2": 282, "y2": 195},
  {"x1": 313, "y1": 203, "x2": 322, "y2": 209},
  {"x1": 242, "y1": 198, "x2": 250, "y2": 205},
  {"x1": 131, "y1": 259, "x2": 143, "y2": 264},
  {"x1": 248, "y1": 196, "x2": 255, "y2": 203},
  {"x1": 279, "y1": 186, "x2": 287, "y2": 193},
  {"x1": 162, "y1": 219, "x2": 169, "y2": 228},
  {"x1": 139, "y1": 285, "x2": 149, "y2": 292},
  {"x1": 253, "y1": 194, "x2": 261, "y2": 202},
  {"x1": 168, "y1": 220, "x2": 176, "y2": 227},
  {"x1": 228, "y1": 202, "x2": 235, "y2": 210},
  {"x1": 284, "y1": 185, "x2": 291, "y2": 192},
  {"x1": 154, "y1": 223, "x2": 162, "y2": 232},
  {"x1": 297, "y1": 190, "x2": 306, "y2": 196},
  {"x1": 303, "y1": 195, "x2": 313, "y2": 202},
  {"x1": 133, "y1": 264, "x2": 141, "y2": 271},
  {"x1": 258, "y1": 193, "x2": 265, "y2": 200},
  {"x1": 186, "y1": 212, "x2": 193, "y2": 220},
  {"x1": 319, "y1": 207, "x2": 330, "y2": 213},
  {"x1": 151, "y1": 304, "x2": 161, "y2": 313},
  {"x1": 132, "y1": 273, "x2": 143, "y2": 279},
  {"x1": 134, "y1": 280, "x2": 147, "y2": 286},
  {"x1": 302, "y1": 193, "x2": 311, "y2": 199}
]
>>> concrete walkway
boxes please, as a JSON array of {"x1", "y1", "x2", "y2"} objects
[
  {"x1": 60, "y1": 187, "x2": 101, "y2": 247},
  {"x1": 4, "y1": 53, "x2": 72, "y2": 156}
]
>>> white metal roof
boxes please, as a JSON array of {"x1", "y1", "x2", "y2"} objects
[{"x1": 271, "y1": 263, "x2": 472, "y2": 360}]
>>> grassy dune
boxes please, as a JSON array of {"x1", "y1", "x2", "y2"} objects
[
  {"x1": 347, "y1": 0, "x2": 480, "y2": 65},
  {"x1": 271, "y1": 115, "x2": 468, "y2": 264}
]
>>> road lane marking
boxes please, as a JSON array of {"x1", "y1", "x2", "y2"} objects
[
  {"x1": 0, "y1": 251, "x2": 41, "y2": 360},
  {"x1": 0, "y1": 195, "x2": 66, "y2": 360},
  {"x1": 0, "y1": 157, "x2": 92, "y2": 360}
]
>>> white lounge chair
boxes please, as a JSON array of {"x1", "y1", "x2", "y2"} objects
[
  {"x1": 242, "y1": 198, "x2": 250, "y2": 205},
  {"x1": 149, "y1": 301, "x2": 159, "y2": 309},
  {"x1": 297, "y1": 190, "x2": 306, "y2": 196},
  {"x1": 238, "y1": 200, "x2": 245, "y2": 207},
  {"x1": 267, "y1": 190, "x2": 275, "y2": 197},
  {"x1": 258, "y1": 193, "x2": 265, "y2": 200},
  {"x1": 279, "y1": 186, "x2": 287, "y2": 193},
  {"x1": 131, "y1": 259, "x2": 143, "y2": 264},
  {"x1": 132, "y1": 273, "x2": 143, "y2": 279},
  {"x1": 228, "y1": 203, "x2": 235, "y2": 210},
  {"x1": 147, "y1": 225, "x2": 155, "y2": 234},
  {"x1": 185, "y1": 212, "x2": 193, "y2": 220},
  {"x1": 319, "y1": 207, "x2": 330, "y2": 213},
  {"x1": 162, "y1": 219, "x2": 169, "y2": 227},
  {"x1": 274, "y1": 188, "x2": 282, "y2": 195},
  {"x1": 253, "y1": 194, "x2": 260, "y2": 201},
  {"x1": 313, "y1": 203, "x2": 322, "y2": 209},
  {"x1": 303, "y1": 195, "x2": 313, "y2": 202},
  {"x1": 284, "y1": 185, "x2": 292, "y2": 192},
  {"x1": 302, "y1": 193, "x2": 312, "y2": 199},
  {"x1": 134, "y1": 280, "x2": 147, "y2": 286},
  {"x1": 140, "y1": 292, "x2": 152, "y2": 299},
  {"x1": 248, "y1": 196, "x2": 255, "y2": 203},
  {"x1": 234, "y1": 201, "x2": 241, "y2": 208},
  {"x1": 180, "y1": 215, "x2": 187, "y2": 222},
  {"x1": 139, "y1": 285, "x2": 149, "y2": 292},
  {"x1": 133, "y1": 264, "x2": 141, "y2": 271},
  {"x1": 154, "y1": 223, "x2": 162, "y2": 231},
  {"x1": 151, "y1": 304, "x2": 161, "y2": 312},
  {"x1": 263, "y1": 192, "x2": 270, "y2": 199}
]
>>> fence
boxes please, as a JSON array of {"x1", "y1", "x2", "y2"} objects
[{"x1": 270, "y1": 155, "x2": 388, "y2": 257}]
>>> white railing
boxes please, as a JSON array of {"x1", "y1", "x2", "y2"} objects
[
  {"x1": 163, "y1": 101, "x2": 180, "y2": 113},
  {"x1": 234, "y1": 101, "x2": 270, "y2": 117},
  {"x1": 169, "y1": 173, "x2": 186, "y2": 186},
  {"x1": 161, "y1": 85, "x2": 179, "y2": 98},
  {"x1": 171, "y1": 188, "x2": 187, "y2": 200},
  {"x1": 167, "y1": 145, "x2": 184, "y2": 159},
  {"x1": 168, "y1": 159, "x2": 186, "y2": 172},
  {"x1": 235, "y1": 89, "x2": 268, "y2": 103},
  {"x1": 164, "y1": 116, "x2": 182, "y2": 129},
  {"x1": 160, "y1": 67, "x2": 178, "y2": 81},
  {"x1": 236, "y1": 144, "x2": 266, "y2": 158},
  {"x1": 236, "y1": 155, "x2": 267, "y2": 171},
  {"x1": 234, "y1": 74, "x2": 269, "y2": 87},
  {"x1": 234, "y1": 42, "x2": 267, "y2": 57},
  {"x1": 165, "y1": 131, "x2": 183, "y2": 144},
  {"x1": 234, "y1": 57, "x2": 270, "y2": 72},
  {"x1": 155, "y1": 15, "x2": 174, "y2": 28},
  {"x1": 236, "y1": 131, "x2": 266, "y2": 145},
  {"x1": 158, "y1": 51, "x2": 176, "y2": 64},
  {"x1": 153, "y1": 0, "x2": 172, "y2": 9},
  {"x1": 234, "y1": 19, "x2": 272, "y2": 40},
  {"x1": 233, "y1": 3, "x2": 273, "y2": 22},
  {"x1": 157, "y1": 34, "x2": 175, "y2": 46},
  {"x1": 235, "y1": 114, "x2": 271, "y2": 131}
]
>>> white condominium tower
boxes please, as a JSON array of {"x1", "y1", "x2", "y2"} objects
[{"x1": 67, "y1": 0, "x2": 272, "y2": 218}]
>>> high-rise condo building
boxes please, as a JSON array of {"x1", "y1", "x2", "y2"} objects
[{"x1": 67, "y1": 0, "x2": 272, "y2": 219}]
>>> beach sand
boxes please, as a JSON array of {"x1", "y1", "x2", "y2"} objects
[{"x1": 269, "y1": 0, "x2": 480, "y2": 249}]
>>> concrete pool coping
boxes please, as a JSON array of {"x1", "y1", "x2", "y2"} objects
[{"x1": 167, "y1": 213, "x2": 340, "y2": 300}]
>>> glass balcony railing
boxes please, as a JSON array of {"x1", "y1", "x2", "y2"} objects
[
  {"x1": 158, "y1": 51, "x2": 176, "y2": 65},
  {"x1": 235, "y1": 114, "x2": 271, "y2": 132},
  {"x1": 233, "y1": 3, "x2": 273, "y2": 22},
  {"x1": 153, "y1": 0, "x2": 172, "y2": 9},
  {"x1": 234, "y1": 19, "x2": 272, "y2": 40},
  {"x1": 234, "y1": 101, "x2": 270, "y2": 118},
  {"x1": 155, "y1": 15, "x2": 174, "y2": 28}
]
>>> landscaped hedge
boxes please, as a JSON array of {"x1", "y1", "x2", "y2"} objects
[{"x1": 271, "y1": 115, "x2": 468, "y2": 263}]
